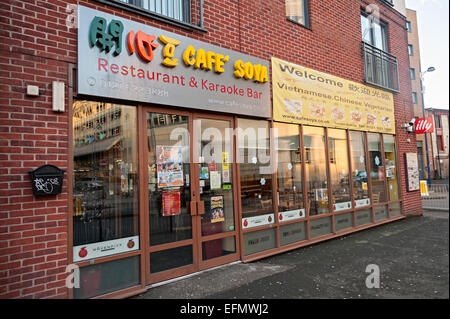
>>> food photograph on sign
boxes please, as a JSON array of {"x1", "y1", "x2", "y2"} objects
[
  {"x1": 309, "y1": 103, "x2": 326, "y2": 118},
  {"x1": 350, "y1": 110, "x2": 363, "y2": 123},
  {"x1": 331, "y1": 107, "x2": 345, "y2": 121},
  {"x1": 367, "y1": 113, "x2": 377, "y2": 126},
  {"x1": 283, "y1": 98, "x2": 303, "y2": 114},
  {"x1": 156, "y1": 146, "x2": 184, "y2": 188},
  {"x1": 210, "y1": 196, "x2": 225, "y2": 223}
]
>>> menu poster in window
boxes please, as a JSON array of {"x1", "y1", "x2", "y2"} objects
[
  {"x1": 208, "y1": 162, "x2": 218, "y2": 172},
  {"x1": 200, "y1": 166, "x2": 209, "y2": 180},
  {"x1": 210, "y1": 171, "x2": 222, "y2": 190},
  {"x1": 378, "y1": 167, "x2": 384, "y2": 181},
  {"x1": 405, "y1": 152, "x2": 420, "y2": 191},
  {"x1": 222, "y1": 169, "x2": 230, "y2": 183},
  {"x1": 156, "y1": 146, "x2": 184, "y2": 188},
  {"x1": 162, "y1": 190, "x2": 181, "y2": 216},
  {"x1": 210, "y1": 196, "x2": 224, "y2": 223},
  {"x1": 222, "y1": 152, "x2": 230, "y2": 170}
]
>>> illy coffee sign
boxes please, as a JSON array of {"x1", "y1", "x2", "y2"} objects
[{"x1": 415, "y1": 117, "x2": 434, "y2": 133}]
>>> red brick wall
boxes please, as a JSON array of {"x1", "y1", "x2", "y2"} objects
[{"x1": 0, "y1": 0, "x2": 421, "y2": 298}]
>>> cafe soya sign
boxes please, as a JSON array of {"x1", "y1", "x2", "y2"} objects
[
  {"x1": 272, "y1": 57, "x2": 396, "y2": 134},
  {"x1": 78, "y1": 6, "x2": 270, "y2": 118}
]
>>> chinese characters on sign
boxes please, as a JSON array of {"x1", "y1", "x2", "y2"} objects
[
  {"x1": 89, "y1": 17, "x2": 124, "y2": 55},
  {"x1": 78, "y1": 6, "x2": 271, "y2": 118},
  {"x1": 89, "y1": 16, "x2": 268, "y2": 80}
]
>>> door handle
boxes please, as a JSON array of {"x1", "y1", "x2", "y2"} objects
[
  {"x1": 189, "y1": 201, "x2": 197, "y2": 216},
  {"x1": 197, "y1": 201, "x2": 205, "y2": 215}
]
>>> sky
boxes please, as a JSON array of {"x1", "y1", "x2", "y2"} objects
[{"x1": 405, "y1": 0, "x2": 449, "y2": 110}]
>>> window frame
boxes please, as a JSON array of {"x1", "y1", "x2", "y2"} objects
[
  {"x1": 435, "y1": 114, "x2": 442, "y2": 128},
  {"x1": 439, "y1": 135, "x2": 445, "y2": 151},
  {"x1": 410, "y1": 68, "x2": 416, "y2": 80},
  {"x1": 406, "y1": 21, "x2": 412, "y2": 32},
  {"x1": 94, "y1": 0, "x2": 207, "y2": 32},
  {"x1": 408, "y1": 44, "x2": 414, "y2": 56},
  {"x1": 361, "y1": 13, "x2": 389, "y2": 53},
  {"x1": 327, "y1": 128, "x2": 352, "y2": 212},
  {"x1": 412, "y1": 92, "x2": 418, "y2": 104},
  {"x1": 286, "y1": 0, "x2": 311, "y2": 29}
]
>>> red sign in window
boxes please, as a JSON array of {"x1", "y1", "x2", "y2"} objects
[{"x1": 415, "y1": 117, "x2": 434, "y2": 134}]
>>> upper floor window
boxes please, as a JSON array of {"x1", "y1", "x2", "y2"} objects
[
  {"x1": 286, "y1": 0, "x2": 310, "y2": 28},
  {"x1": 361, "y1": 12, "x2": 398, "y2": 92},
  {"x1": 118, "y1": 0, "x2": 190, "y2": 22},
  {"x1": 406, "y1": 21, "x2": 412, "y2": 32},
  {"x1": 361, "y1": 14, "x2": 388, "y2": 52},
  {"x1": 435, "y1": 115, "x2": 442, "y2": 128},
  {"x1": 410, "y1": 68, "x2": 416, "y2": 80},
  {"x1": 412, "y1": 92, "x2": 418, "y2": 104},
  {"x1": 408, "y1": 44, "x2": 414, "y2": 56}
]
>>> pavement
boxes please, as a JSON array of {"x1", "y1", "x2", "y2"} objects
[{"x1": 133, "y1": 210, "x2": 449, "y2": 300}]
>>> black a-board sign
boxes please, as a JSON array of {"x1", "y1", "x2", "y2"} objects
[{"x1": 29, "y1": 164, "x2": 65, "y2": 196}]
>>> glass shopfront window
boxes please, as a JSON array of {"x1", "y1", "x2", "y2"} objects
[
  {"x1": 196, "y1": 118, "x2": 235, "y2": 236},
  {"x1": 274, "y1": 123, "x2": 305, "y2": 221},
  {"x1": 334, "y1": 212, "x2": 354, "y2": 232},
  {"x1": 243, "y1": 228, "x2": 277, "y2": 256},
  {"x1": 147, "y1": 113, "x2": 191, "y2": 246},
  {"x1": 279, "y1": 222, "x2": 307, "y2": 246},
  {"x1": 356, "y1": 208, "x2": 372, "y2": 226},
  {"x1": 73, "y1": 101, "x2": 139, "y2": 260},
  {"x1": 368, "y1": 133, "x2": 386, "y2": 203},
  {"x1": 389, "y1": 202, "x2": 402, "y2": 217},
  {"x1": 238, "y1": 119, "x2": 274, "y2": 228},
  {"x1": 374, "y1": 205, "x2": 388, "y2": 221},
  {"x1": 328, "y1": 129, "x2": 352, "y2": 212},
  {"x1": 74, "y1": 256, "x2": 140, "y2": 299},
  {"x1": 303, "y1": 126, "x2": 329, "y2": 216},
  {"x1": 383, "y1": 134, "x2": 400, "y2": 201},
  {"x1": 349, "y1": 131, "x2": 370, "y2": 207},
  {"x1": 309, "y1": 216, "x2": 332, "y2": 238}
]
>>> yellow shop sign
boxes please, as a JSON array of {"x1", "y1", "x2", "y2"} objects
[{"x1": 272, "y1": 57, "x2": 395, "y2": 134}]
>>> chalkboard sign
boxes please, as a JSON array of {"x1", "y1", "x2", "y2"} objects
[{"x1": 29, "y1": 165, "x2": 65, "y2": 196}]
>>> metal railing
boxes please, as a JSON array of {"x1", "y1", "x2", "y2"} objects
[
  {"x1": 422, "y1": 184, "x2": 449, "y2": 211},
  {"x1": 362, "y1": 42, "x2": 399, "y2": 92}
]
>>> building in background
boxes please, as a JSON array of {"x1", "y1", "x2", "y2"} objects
[
  {"x1": 406, "y1": 8, "x2": 435, "y2": 180},
  {"x1": 393, "y1": 0, "x2": 406, "y2": 16},
  {"x1": 426, "y1": 108, "x2": 449, "y2": 180}
]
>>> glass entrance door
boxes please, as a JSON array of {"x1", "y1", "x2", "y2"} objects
[
  {"x1": 146, "y1": 110, "x2": 196, "y2": 282},
  {"x1": 193, "y1": 116, "x2": 238, "y2": 269},
  {"x1": 145, "y1": 109, "x2": 239, "y2": 284}
]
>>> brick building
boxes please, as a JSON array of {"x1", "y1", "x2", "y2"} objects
[
  {"x1": 0, "y1": 0, "x2": 422, "y2": 299},
  {"x1": 426, "y1": 108, "x2": 449, "y2": 179},
  {"x1": 405, "y1": 8, "x2": 435, "y2": 180}
]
